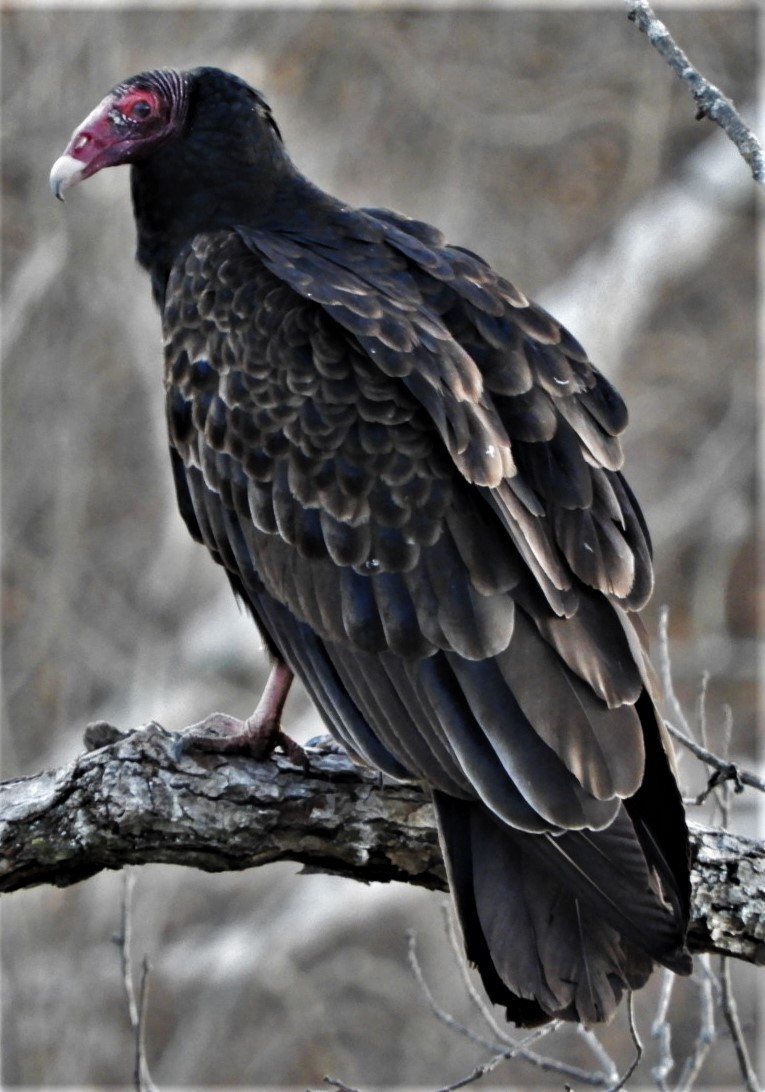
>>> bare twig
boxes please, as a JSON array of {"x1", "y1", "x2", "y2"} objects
[
  {"x1": 442, "y1": 902, "x2": 624, "y2": 1086},
  {"x1": 609, "y1": 992, "x2": 643, "y2": 1092},
  {"x1": 323, "y1": 1077, "x2": 362, "y2": 1092},
  {"x1": 696, "y1": 670, "x2": 711, "y2": 752},
  {"x1": 671, "y1": 672, "x2": 761, "y2": 1092},
  {"x1": 717, "y1": 704, "x2": 735, "y2": 828},
  {"x1": 692, "y1": 677, "x2": 742, "y2": 818},
  {"x1": 134, "y1": 958, "x2": 154, "y2": 1092},
  {"x1": 575, "y1": 1028, "x2": 619, "y2": 1088},
  {"x1": 441, "y1": 903, "x2": 514, "y2": 1047},
  {"x1": 626, "y1": 0, "x2": 765, "y2": 184},
  {"x1": 441, "y1": 907, "x2": 623, "y2": 1089},
  {"x1": 116, "y1": 873, "x2": 157, "y2": 1092},
  {"x1": 650, "y1": 969, "x2": 676, "y2": 1091},
  {"x1": 719, "y1": 956, "x2": 761, "y2": 1092},
  {"x1": 406, "y1": 928, "x2": 505, "y2": 1055},
  {"x1": 431, "y1": 1051, "x2": 513, "y2": 1092},
  {"x1": 674, "y1": 955, "x2": 716, "y2": 1092},
  {"x1": 656, "y1": 606, "x2": 692, "y2": 737},
  {"x1": 666, "y1": 722, "x2": 765, "y2": 798},
  {"x1": 406, "y1": 929, "x2": 612, "y2": 1088},
  {"x1": 691, "y1": 674, "x2": 723, "y2": 807},
  {"x1": 656, "y1": 607, "x2": 765, "y2": 798},
  {"x1": 706, "y1": 709, "x2": 762, "y2": 1090},
  {"x1": 442, "y1": 905, "x2": 622, "y2": 1089},
  {"x1": 118, "y1": 874, "x2": 140, "y2": 1030}
]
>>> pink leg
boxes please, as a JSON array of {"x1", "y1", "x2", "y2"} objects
[{"x1": 178, "y1": 660, "x2": 305, "y2": 766}]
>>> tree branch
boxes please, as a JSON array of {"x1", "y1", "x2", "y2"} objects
[
  {"x1": 1, "y1": 721, "x2": 764, "y2": 967},
  {"x1": 0, "y1": 722, "x2": 445, "y2": 894},
  {"x1": 626, "y1": 0, "x2": 765, "y2": 184}
]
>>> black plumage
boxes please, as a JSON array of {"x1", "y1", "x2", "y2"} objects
[{"x1": 51, "y1": 66, "x2": 691, "y2": 1026}]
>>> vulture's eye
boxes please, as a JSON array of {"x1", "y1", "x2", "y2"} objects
[{"x1": 115, "y1": 90, "x2": 159, "y2": 122}]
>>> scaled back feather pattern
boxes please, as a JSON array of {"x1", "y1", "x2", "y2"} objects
[{"x1": 51, "y1": 66, "x2": 691, "y2": 1026}]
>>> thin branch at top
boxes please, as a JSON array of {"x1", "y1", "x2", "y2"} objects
[{"x1": 626, "y1": 0, "x2": 765, "y2": 184}]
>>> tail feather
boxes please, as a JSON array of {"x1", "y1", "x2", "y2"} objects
[
  {"x1": 625, "y1": 691, "x2": 692, "y2": 926},
  {"x1": 534, "y1": 816, "x2": 690, "y2": 972},
  {"x1": 434, "y1": 791, "x2": 689, "y2": 1027}
]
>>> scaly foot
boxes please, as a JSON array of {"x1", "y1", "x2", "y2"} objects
[{"x1": 174, "y1": 661, "x2": 306, "y2": 767}]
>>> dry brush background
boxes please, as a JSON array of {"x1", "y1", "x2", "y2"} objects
[{"x1": 1, "y1": 5, "x2": 761, "y2": 1088}]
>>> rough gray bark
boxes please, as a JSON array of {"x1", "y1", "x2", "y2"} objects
[{"x1": 1, "y1": 721, "x2": 763, "y2": 967}]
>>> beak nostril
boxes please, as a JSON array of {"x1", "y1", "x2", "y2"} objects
[{"x1": 74, "y1": 133, "x2": 91, "y2": 152}]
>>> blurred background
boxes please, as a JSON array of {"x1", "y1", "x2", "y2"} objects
[{"x1": 2, "y1": 5, "x2": 760, "y2": 1087}]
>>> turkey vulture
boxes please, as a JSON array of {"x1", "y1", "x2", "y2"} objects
[{"x1": 51, "y1": 66, "x2": 691, "y2": 1026}]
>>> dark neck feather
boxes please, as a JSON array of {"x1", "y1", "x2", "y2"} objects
[
  {"x1": 131, "y1": 68, "x2": 337, "y2": 307},
  {"x1": 133, "y1": 137, "x2": 309, "y2": 306}
]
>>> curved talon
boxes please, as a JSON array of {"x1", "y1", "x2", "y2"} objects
[{"x1": 274, "y1": 731, "x2": 309, "y2": 771}]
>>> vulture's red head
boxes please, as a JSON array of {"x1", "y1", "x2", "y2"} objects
[
  {"x1": 50, "y1": 69, "x2": 190, "y2": 199},
  {"x1": 50, "y1": 67, "x2": 284, "y2": 203},
  {"x1": 51, "y1": 67, "x2": 291, "y2": 301}
]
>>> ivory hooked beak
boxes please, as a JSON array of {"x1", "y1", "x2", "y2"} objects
[{"x1": 49, "y1": 154, "x2": 87, "y2": 201}]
